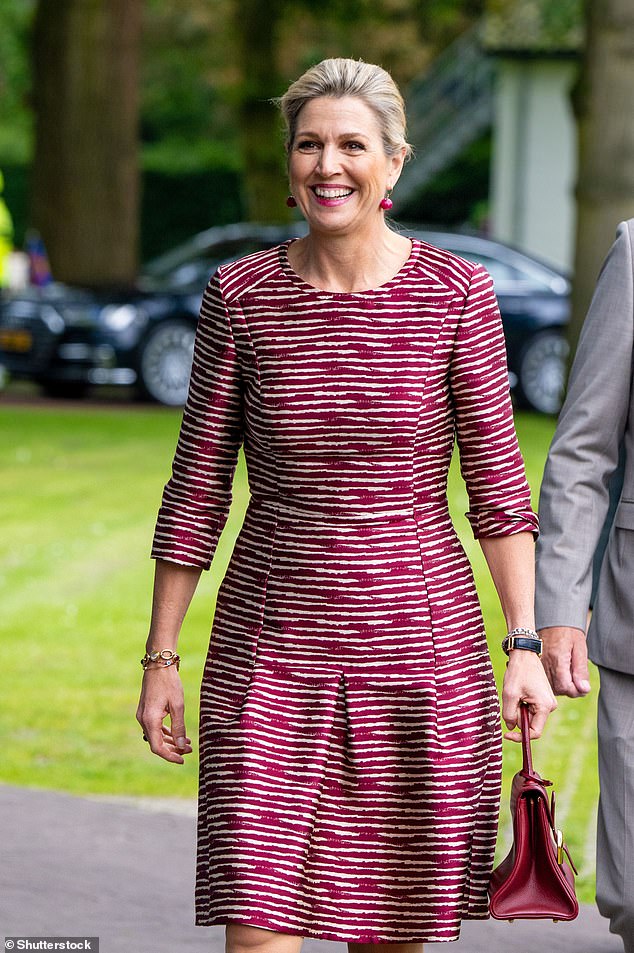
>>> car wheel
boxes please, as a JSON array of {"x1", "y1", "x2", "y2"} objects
[
  {"x1": 138, "y1": 320, "x2": 196, "y2": 406},
  {"x1": 516, "y1": 329, "x2": 569, "y2": 414}
]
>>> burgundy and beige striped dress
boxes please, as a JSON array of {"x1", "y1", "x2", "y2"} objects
[{"x1": 151, "y1": 237, "x2": 538, "y2": 944}]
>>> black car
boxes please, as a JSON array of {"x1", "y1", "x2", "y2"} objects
[
  {"x1": 421, "y1": 229, "x2": 570, "y2": 414},
  {"x1": 0, "y1": 223, "x2": 570, "y2": 413}
]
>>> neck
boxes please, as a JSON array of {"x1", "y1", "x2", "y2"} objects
[{"x1": 290, "y1": 223, "x2": 411, "y2": 293}]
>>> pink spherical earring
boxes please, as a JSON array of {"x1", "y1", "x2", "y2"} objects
[
  {"x1": 379, "y1": 190, "x2": 393, "y2": 211},
  {"x1": 286, "y1": 195, "x2": 297, "y2": 208}
]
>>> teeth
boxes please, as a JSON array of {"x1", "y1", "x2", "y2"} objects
[{"x1": 314, "y1": 187, "x2": 353, "y2": 199}]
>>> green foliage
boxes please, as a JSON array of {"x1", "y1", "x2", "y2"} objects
[
  {"x1": 0, "y1": 0, "x2": 35, "y2": 163},
  {"x1": 141, "y1": 0, "x2": 240, "y2": 173},
  {"x1": 415, "y1": 0, "x2": 486, "y2": 46},
  {"x1": 400, "y1": 133, "x2": 492, "y2": 228},
  {"x1": 141, "y1": 168, "x2": 243, "y2": 259},
  {"x1": 483, "y1": 0, "x2": 583, "y2": 53},
  {"x1": 0, "y1": 0, "x2": 491, "y2": 255},
  {"x1": 0, "y1": 402, "x2": 599, "y2": 900},
  {"x1": 1, "y1": 163, "x2": 29, "y2": 247},
  {"x1": 2, "y1": 164, "x2": 245, "y2": 263}
]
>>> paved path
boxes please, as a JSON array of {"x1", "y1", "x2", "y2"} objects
[{"x1": 1, "y1": 785, "x2": 623, "y2": 953}]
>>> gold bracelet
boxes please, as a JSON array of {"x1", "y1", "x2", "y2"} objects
[{"x1": 141, "y1": 649, "x2": 180, "y2": 671}]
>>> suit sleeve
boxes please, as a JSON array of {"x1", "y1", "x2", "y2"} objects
[
  {"x1": 450, "y1": 263, "x2": 538, "y2": 538},
  {"x1": 151, "y1": 270, "x2": 243, "y2": 570},
  {"x1": 535, "y1": 222, "x2": 634, "y2": 630}
]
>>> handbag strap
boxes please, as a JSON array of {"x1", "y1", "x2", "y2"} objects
[
  {"x1": 520, "y1": 703, "x2": 552, "y2": 785},
  {"x1": 520, "y1": 703, "x2": 534, "y2": 775}
]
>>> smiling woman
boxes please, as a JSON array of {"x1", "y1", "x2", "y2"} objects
[
  {"x1": 280, "y1": 59, "x2": 414, "y2": 293},
  {"x1": 136, "y1": 57, "x2": 556, "y2": 953},
  {"x1": 285, "y1": 96, "x2": 410, "y2": 289}
]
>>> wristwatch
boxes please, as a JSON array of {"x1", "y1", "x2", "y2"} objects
[{"x1": 501, "y1": 634, "x2": 543, "y2": 657}]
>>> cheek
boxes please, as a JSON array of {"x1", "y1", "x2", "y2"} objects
[{"x1": 288, "y1": 152, "x2": 314, "y2": 182}]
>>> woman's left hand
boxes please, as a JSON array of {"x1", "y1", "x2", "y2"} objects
[{"x1": 501, "y1": 650, "x2": 558, "y2": 741}]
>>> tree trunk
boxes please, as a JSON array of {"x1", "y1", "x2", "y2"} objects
[
  {"x1": 569, "y1": 0, "x2": 634, "y2": 353},
  {"x1": 233, "y1": 0, "x2": 291, "y2": 223},
  {"x1": 31, "y1": 0, "x2": 142, "y2": 287}
]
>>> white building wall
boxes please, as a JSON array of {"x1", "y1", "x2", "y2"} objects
[{"x1": 490, "y1": 58, "x2": 577, "y2": 270}]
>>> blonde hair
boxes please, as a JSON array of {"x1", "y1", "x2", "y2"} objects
[{"x1": 278, "y1": 58, "x2": 413, "y2": 161}]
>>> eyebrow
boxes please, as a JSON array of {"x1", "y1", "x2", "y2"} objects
[{"x1": 295, "y1": 130, "x2": 371, "y2": 140}]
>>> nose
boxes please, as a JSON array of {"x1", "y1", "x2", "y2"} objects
[{"x1": 316, "y1": 143, "x2": 341, "y2": 177}]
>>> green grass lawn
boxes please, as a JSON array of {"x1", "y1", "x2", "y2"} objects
[{"x1": 1, "y1": 403, "x2": 598, "y2": 900}]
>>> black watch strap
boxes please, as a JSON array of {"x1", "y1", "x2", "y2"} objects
[{"x1": 501, "y1": 635, "x2": 543, "y2": 657}]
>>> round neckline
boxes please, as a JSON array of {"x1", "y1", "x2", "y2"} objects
[{"x1": 278, "y1": 237, "x2": 420, "y2": 297}]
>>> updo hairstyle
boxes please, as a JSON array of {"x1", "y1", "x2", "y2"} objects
[{"x1": 278, "y1": 58, "x2": 413, "y2": 161}]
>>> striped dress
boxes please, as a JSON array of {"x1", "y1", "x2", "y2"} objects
[{"x1": 151, "y1": 237, "x2": 538, "y2": 944}]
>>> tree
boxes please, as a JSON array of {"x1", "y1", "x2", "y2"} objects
[
  {"x1": 569, "y1": 0, "x2": 634, "y2": 351},
  {"x1": 30, "y1": 0, "x2": 142, "y2": 287},
  {"x1": 232, "y1": 0, "x2": 289, "y2": 223}
]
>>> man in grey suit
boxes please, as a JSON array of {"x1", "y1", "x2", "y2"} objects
[{"x1": 536, "y1": 219, "x2": 634, "y2": 953}]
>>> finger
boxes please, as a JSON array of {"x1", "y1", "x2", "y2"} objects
[
  {"x1": 571, "y1": 647, "x2": 592, "y2": 695},
  {"x1": 144, "y1": 730, "x2": 189, "y2": 763},
  {"x1": 143, "y1": 722, "x2": 167, "y2": 755},
  {"x1": 160, "y1": 726, "x2": 193, "y2": 754},
  {"x1": 168, "y1": 705, "x2": 188, "y2": 751},
  {"x1": 503, "y1": 729, "x2": 523, "y2": 743},
  {"x1": 555, "y1": 676, "x2": 585, "y2": 698},
  {"x1": 140, "y1": 713, "x2": 188, "y2": 761},
  {"x1": 526, "y1": 706, "x2": 548, "y2": 739},
  {"x1": 501, "y1": 697, "x2": 520, "y2": 733},
  {"x1": 161, "y1": 725, "x2": 191, "y2": 742},
  {"x1": 548, "y1": 661, "x2": 578, "y2": 697},
  {"x1": 541, "y1": 652, "x2": 571, "y2": 696}
]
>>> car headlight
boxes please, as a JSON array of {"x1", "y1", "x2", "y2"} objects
[
  {"x1": 100, "y1": 304, "x2": 145, "y2": 331},
  {"x1": 40, "y1": 304, "x2": 65, "y2": 334}
]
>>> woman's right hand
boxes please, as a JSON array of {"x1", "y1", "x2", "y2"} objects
[
  {"x1": 501, "y1": 649, "x2": 558, "y2": 742},
  {"x1": 136, "y1": 666, "x2": 193, "y2": 764}
]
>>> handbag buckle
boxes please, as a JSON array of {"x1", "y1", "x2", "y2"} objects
[{"x1": 556, "y1": 828, "x2": 564, "y2": 865}]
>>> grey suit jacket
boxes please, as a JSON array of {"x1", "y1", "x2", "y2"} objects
[{"x1": 536, "y1": 219, "x2": 634, "y2": 674}]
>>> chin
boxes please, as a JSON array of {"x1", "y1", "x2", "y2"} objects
[{"x1": 306, "y1": 209, "x2": 377, "y2": 236}]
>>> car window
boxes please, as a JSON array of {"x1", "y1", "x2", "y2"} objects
[
  {"x1": 162, "y1": 240, "x2": 278, "y2": 288},
  {"x1": 464, "y1": 254, "x2": 519, "y2": 287},
  {"x1": 441, "y1": 246, "x2": 558, "y2": 294}
]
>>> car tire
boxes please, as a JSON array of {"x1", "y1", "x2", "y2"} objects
[
  {"x1": 515, "y1": 329, "x2": 569, "y2": 415},
  {"x1": 138, "y1": 319, "x2": 196, "y2": 406}
]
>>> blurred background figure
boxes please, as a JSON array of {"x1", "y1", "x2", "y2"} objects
[
  {"x1": 25, "y1": 228, "x2": 52, "y2": 287},
  {"x1": 0, "y1": 169, "x2": 14, "y2": 287}
]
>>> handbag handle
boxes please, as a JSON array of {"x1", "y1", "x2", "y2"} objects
[
  {"x1": 519, "y1": 704, "x2": 552, "y2": 786},
  {"x1": 520, "y1": 703, "x2": 534, "y2": 776}
]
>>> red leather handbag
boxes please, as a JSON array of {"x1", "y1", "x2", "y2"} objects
[{"x1": 489, "y1": 704, "x2": 579, "y2": 921}]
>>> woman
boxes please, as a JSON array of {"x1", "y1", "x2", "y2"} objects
[{"x1": 137, "y1": 58, "x2": 556, "y2": 950}]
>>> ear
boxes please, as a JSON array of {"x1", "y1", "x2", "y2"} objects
[{"x1": 387, "y1": 145, "x2": 407, "y2": 189}]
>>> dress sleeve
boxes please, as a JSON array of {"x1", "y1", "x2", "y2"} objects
[
  {"x1": 151, "y1": 271, "x2": 243, "y2": 569},
  {"x1": 450, "y1": 263, "x2": 538, "y2": 539}
]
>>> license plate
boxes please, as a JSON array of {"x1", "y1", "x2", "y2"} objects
[{"x1": 0, "y1": 328, "x2": 33, "y2": 352}]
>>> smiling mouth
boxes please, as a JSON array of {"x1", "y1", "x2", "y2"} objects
[{"x1": 311, "y1": 186, "x2": 354, "y2": 199}]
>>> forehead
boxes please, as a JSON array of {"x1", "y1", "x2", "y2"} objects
[{"x1": 295, "y1": 95, "x2": 381, "y2": 137}]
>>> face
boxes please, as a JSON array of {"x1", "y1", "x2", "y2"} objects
[{"x1": 288, "y1": 95, "x2": 406, "y2": 236}]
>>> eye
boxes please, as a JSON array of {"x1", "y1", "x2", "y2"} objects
[
  {"x1": 345, "y1": 140, "x2": 365, "y2": 151},
  {"x1": 296, "y1": 139, "x2": 319, "y2": 152}
]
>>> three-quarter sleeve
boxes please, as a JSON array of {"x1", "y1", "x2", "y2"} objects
[
  {"x1": 450, "y1": 263, "x2": 538, "y2": 539},
  {"x1": 151, "y1": 272, "x2": 243, "y2": 569}
]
